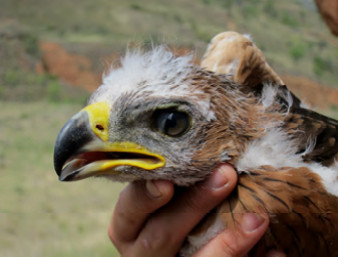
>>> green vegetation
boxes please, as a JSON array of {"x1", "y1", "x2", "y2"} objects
[
  {"x1": 313, "y1": 55, "x2": 333, "y2": 77},
  {"x1": 289, "y1": 40, "x2": 307, "y2": 61},
  {"x1": 0, "y1": 0, "x2": 337, "y2": 88},
  {"x1": 21, "y1": 32, "x2": 39, "y2": 56},
  {"x1": 0, "y1": 70, "x2": 88, "y2": 103},
  {"x1": 280, "y1": 11, "x2": 299, "y2": 27}
]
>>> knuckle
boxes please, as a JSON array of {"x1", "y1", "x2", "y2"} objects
[
  {"x1": 116, "y1": 187, "x2": 146, "y2": 214},
  {"x1": 108, "y1": 225, "x2": 128, "y2": 255},
  {"x1": 141, "y1": 232, "x2": 168, "y2": 252},
  {"x1": 108, "y1": 225, "x2": 121, "y2": 249},
  {"x1": 118, "y1": 182, "x2": 163, "y2": 213},
  {"x1": 118, "y1": 183, "x2": 136, "y2": 203},
  {"x1": 140, "y1": 219, "x2": 181, "y2": 253},
  {"x1": 108, "y1": 225, "x2": 116, "y2": 244},
  {"x1": 218, "y1": 232, "x2": 243, "y2": 257}
]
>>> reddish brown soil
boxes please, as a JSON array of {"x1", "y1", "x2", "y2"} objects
[
  {"x1": 281, "y1": 75, "x2": 338, "y2": 109},
  {"x1": 37, "y1": 42, "x2": 101, "y2": 91},
  {"x1": 37, "y1": 41, "x2": 338, "y2": 110}
]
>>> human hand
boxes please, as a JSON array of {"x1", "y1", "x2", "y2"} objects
[{"x1": 108, "y1": 164, "x2": 285, "y2": 257}]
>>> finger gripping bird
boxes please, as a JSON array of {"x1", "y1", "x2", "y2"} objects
[{"x1": 54, "y1": 32, "x2": 338, "y2": 256}]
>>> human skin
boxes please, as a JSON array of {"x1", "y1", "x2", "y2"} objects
[{"x1": 108, "y1": 164, "x2": 285, "y2": 257}]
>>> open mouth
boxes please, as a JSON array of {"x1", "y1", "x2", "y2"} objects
[{"x1": 59, "y1": 150, "x2": 165, "y2": 181}]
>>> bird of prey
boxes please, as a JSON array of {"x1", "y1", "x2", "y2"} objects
[{"x1": 54, "y1": 32, "x2": 338, "y2": 256}]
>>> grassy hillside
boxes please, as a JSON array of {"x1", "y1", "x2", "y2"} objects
[{"x1": 0, "y1": 0, "x2": 337, "y2": 88}]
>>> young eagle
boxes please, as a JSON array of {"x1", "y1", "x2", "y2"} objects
[{"x1": 54, "y1": 32, "x2": 338, "y2": 256}]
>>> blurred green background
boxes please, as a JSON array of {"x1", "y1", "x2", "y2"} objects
[{"x1": 0, "y1": 0, "x2": 337, "y2": 256}]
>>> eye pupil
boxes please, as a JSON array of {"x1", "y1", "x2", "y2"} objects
[
  {"x1": 164, "y1": 113, "x2": 176, "y2": 131},
  {"x1": 155, "y1": 109, "x2": 190, "y2": 137}
]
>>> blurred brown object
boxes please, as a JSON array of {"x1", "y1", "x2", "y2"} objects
[
  {"x1": 314, "y1": 0, "x2": 338, "y2": 36},
  {"x1": 39, "y1": 42, "x2": 100, "y2": 91}
]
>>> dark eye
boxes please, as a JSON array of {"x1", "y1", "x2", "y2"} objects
[{"x1": 154, "y1": 109, "x2": 190, "y2": 137}]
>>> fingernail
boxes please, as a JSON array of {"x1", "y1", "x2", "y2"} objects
[
  {"x1": 146, "y1": 180, "x2": 162, "y2": 198},
  {"x1": 204, "y1": 165, "x2": 229, "y2": 189},
  {"x1": 241, "y1": 213, "x2": 266, "y2": 233}
]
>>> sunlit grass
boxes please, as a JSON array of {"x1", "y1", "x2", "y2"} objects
[{"x1": 0, "y1": 101, "x2": 124, "y2": 257}]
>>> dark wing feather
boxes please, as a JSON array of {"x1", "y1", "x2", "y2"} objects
[
  {"x1": 285, "y1": 99, "x2": 338, "y2": 166},
  {"x1": 269, "y1": 85, "x2": 338, "y2": 167}
]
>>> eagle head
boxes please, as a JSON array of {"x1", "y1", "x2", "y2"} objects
[{"x1": 54, "y1": 46, "x2": 264, "y2": 185}]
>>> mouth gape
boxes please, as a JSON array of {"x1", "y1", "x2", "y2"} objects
[
  {"x1": 63, "y1": 151, "x2": 162, "y2": 169},
  {"x1": 59, "y1": 149, "x2": 165, "y2": 181}
]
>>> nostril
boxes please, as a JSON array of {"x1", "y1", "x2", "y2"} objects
[{"x1": 96, "y1": 124, "x2": 105, "y2": 131}]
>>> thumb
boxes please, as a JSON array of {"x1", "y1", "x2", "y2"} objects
[{"x1": 193, "y1": 212, "x2": 269, "y2": 257}]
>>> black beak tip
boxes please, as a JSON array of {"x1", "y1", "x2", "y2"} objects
[
  {"x1": 54, "y1": 148, "x2": 62, "y2": 176},
  {"x1": 53, "y1": 111, "x2": 93, "y2": 178},
  {"x1": 53, "y1": 135, "x2": 66, "y2": 177}
]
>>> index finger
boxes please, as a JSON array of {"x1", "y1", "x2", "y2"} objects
[{"x1": 109, "y1": 180, "x2": 174, "y2": 248}]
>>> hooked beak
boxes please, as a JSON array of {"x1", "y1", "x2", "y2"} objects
[{"x1": 53, "y1": 102, "x2": 165, "y2": 182}]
